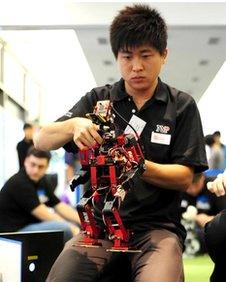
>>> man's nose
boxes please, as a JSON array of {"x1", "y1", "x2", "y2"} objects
[
  {"x1": 33, "y1": 166, "x2": 39, "y2": 173},
  {"x1": 132, "y1": 58, "x2": 143, "y2": 72}
]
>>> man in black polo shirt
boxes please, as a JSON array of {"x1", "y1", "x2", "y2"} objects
[
  {"x1": 35, "y1": 5, "x2": 208, "y2": 282},
  {"x1": 0, "y1": 147, "x2": 80, "y2": 243}
]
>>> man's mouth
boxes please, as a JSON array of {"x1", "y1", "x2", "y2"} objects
[
  {"x1": 132, "y1": 76, "x2": 144, "y2": 79},
  {"x1": 131, "y1": 76, "x2": 145, "y2": 82}
]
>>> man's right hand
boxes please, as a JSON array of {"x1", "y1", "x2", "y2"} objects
[
  {"x1": 69, "y1": 224, "x2": 80, "y2": 237},
  {"x1": 72, "y1": 117, "x2": 103, "y2": 150},
  {"x1": 207, "y1": 170, "x2": 226, "y2": 197}
]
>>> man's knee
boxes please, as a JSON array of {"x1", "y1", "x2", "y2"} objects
[
  {"x1": 47, "y1": 248, "x2": 99, "y2": 282},
  {"x1": 161, "y1": 236, "x2": 183, "y2": 259},
  {"x1": 151, "y1": 230, "x2": 183, "y2": 257}
]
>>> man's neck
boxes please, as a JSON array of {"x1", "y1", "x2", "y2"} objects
[
  {"x1": 125, "y1": 79, "x2": 158, "y2": 110},
  {"x1": 24, "y1": 137, "x2": 32, "y2": 142}
]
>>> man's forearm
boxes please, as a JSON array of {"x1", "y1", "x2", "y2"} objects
[
  {"x1": 142, "y1": 160, "x2": 194, "y2": 191},
  {"x1": 34, "y1": 119, "x2": 74, "y2": 151},
  {"x1": 195, "y1": 213, "x2": 214, "y2": 228},
  {"x1": 55, "y1": 203, "x2": 81, "y2": 225},
  {"x1": 32, "y1": 204, "x2": 66, "y2": 221}
]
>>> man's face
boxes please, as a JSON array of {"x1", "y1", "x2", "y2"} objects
[
  {"x1": 24, "y1": 127, "x2": 34, "y2": 141},
  {"x1": 24, "y1": 155, "x2": 49, "y2": 182},
  {"x1": 117, "y1": 45, "x2": 167, "y2": 94}
]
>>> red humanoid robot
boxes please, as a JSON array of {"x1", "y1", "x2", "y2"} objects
[{"x1": 70, "y1": 100, "x2": 145, "y2": 252}]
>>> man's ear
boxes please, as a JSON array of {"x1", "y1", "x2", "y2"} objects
[
  {"x1": 24, "y1": 157, "x2": 28, "y2": 169},
  {"x1": 162, "y1": 48, "x2": 168, "y2": 64}
]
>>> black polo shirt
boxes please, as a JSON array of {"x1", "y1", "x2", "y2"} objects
[
  {"x1": 16, "y1": 139, "x2": 33, "y2": 168},
  {"x1": 0, "y1": 169, "x2": 60, "y2": 232},
  {"x1": 57, "y1": 78, "x2": 208, "y2": 240}
]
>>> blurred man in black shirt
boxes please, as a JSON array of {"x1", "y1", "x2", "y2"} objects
[{"x1": 0, "y1": 147, "x2": 80, "y2": 243}]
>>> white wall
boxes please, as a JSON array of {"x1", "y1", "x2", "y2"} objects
[
  {"x1": 38, "y1": 30, "x2": 97, "y2": 123},
  {"x1": 198, "y1": 60, "x2": 226, "y2": 143},
  {"x1": 0, "y1": 30, "x2": 97, "y2": 124}
]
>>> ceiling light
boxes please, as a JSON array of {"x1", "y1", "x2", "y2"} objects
[
  {"x1": 97, "y1": 37, "x2": 107, "y2": 45},
  {"x1": 199, "y1": 60, "x2": 209, "y2": 66},
  {"x1": 108, "y1": 77, "x2": 115, "y2": 83},
  {"x1": 103, "y1": 60, "x2": 112, "y2": 66},
  {"x1": 192, "y1": 77, "x2": 199, "y2": 82},
  {"x1": 208, "y1": 37, "x2": 220, "y2": 45}
]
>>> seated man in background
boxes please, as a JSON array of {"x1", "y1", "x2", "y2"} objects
[
  {"x1": 0, "y1": 146, "x2": 80, "y2": 243},
  {"x1": 181, "y1": 173, "x2": 226, "y2": 255},
  {"x1": 205, "y1": 170, "x2": 226, "y2": 281}
]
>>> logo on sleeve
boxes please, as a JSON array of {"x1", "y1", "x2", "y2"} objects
[{"x1": 37, "y1": 189, "x2": 49, "y2": 204}]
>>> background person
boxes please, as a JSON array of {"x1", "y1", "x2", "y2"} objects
[
  {"x1": 35, "y1": 4, "x2": 208, "y2": 282},
  {"x1": 181, "y1": 173, "x2": 226, "y2": 256},
  {"x1": 204, "y1": 169, "x2": 226, "y2": 281},
  {"x1": 182, "y1": 173, "x2": 226, "y2": 227},
  {"x1": 205, "y1": 133, "x2": 224, "y2": 170},
  {"x1": 0, "y1": 146, "x2": 80, "y2": 243},
  {"x1": 16, "y1": 123, "x2": 34, "y2": 169},
  {"x1": 213, "y1": 130, "x2": 226, "y2": 168}
]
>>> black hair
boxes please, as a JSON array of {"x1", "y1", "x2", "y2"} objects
[
  {"x1": 23, "y1": 123, "x2": 33, "y2": 130},
  {"x1": 26, "y1": 146, "x2": 51, "y2": 162},
  {"x1": 204, "y1": 134, "x2": 214, "y2": 147},
  {"x1": 213, "y1": 131, "x2": 221, "y2": 137},
  {"x1": 110, "y1": 4, "x2": 167, "y2": 58}
]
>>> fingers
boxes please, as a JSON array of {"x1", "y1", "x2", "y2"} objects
[
  {"x1": 73, "y1": 119, "x2": 103, "y2": 150},
  {"x1": 207, "y1": 181, "x2": 214, "y2": 193},
  {"x1": 89, "y1": 125, "x2": 103, "y2": 145},
  {"x1": 74, "y1": 140, "x2": 89, "y2": 151},
  {"x1": 195, "y1": 213, "x2": 213, "y2": 228},
  {"x1": 207, "y1": 174, "x2": 226, "y2": 197},
  {"x1": 215, "y1": 174, "x2": 226, "y2": 196},
  {"x1": 223, "y1": 171, "x2": 226, "y2": 187}
]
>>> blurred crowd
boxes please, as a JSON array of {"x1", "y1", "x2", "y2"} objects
[{"x1": 205, "y1": 131, "x2": 226, "y2": 170}]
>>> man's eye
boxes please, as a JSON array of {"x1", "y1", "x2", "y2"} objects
[{"x1": 123, "y1": 55, "x2": 131, "y2": 59}]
